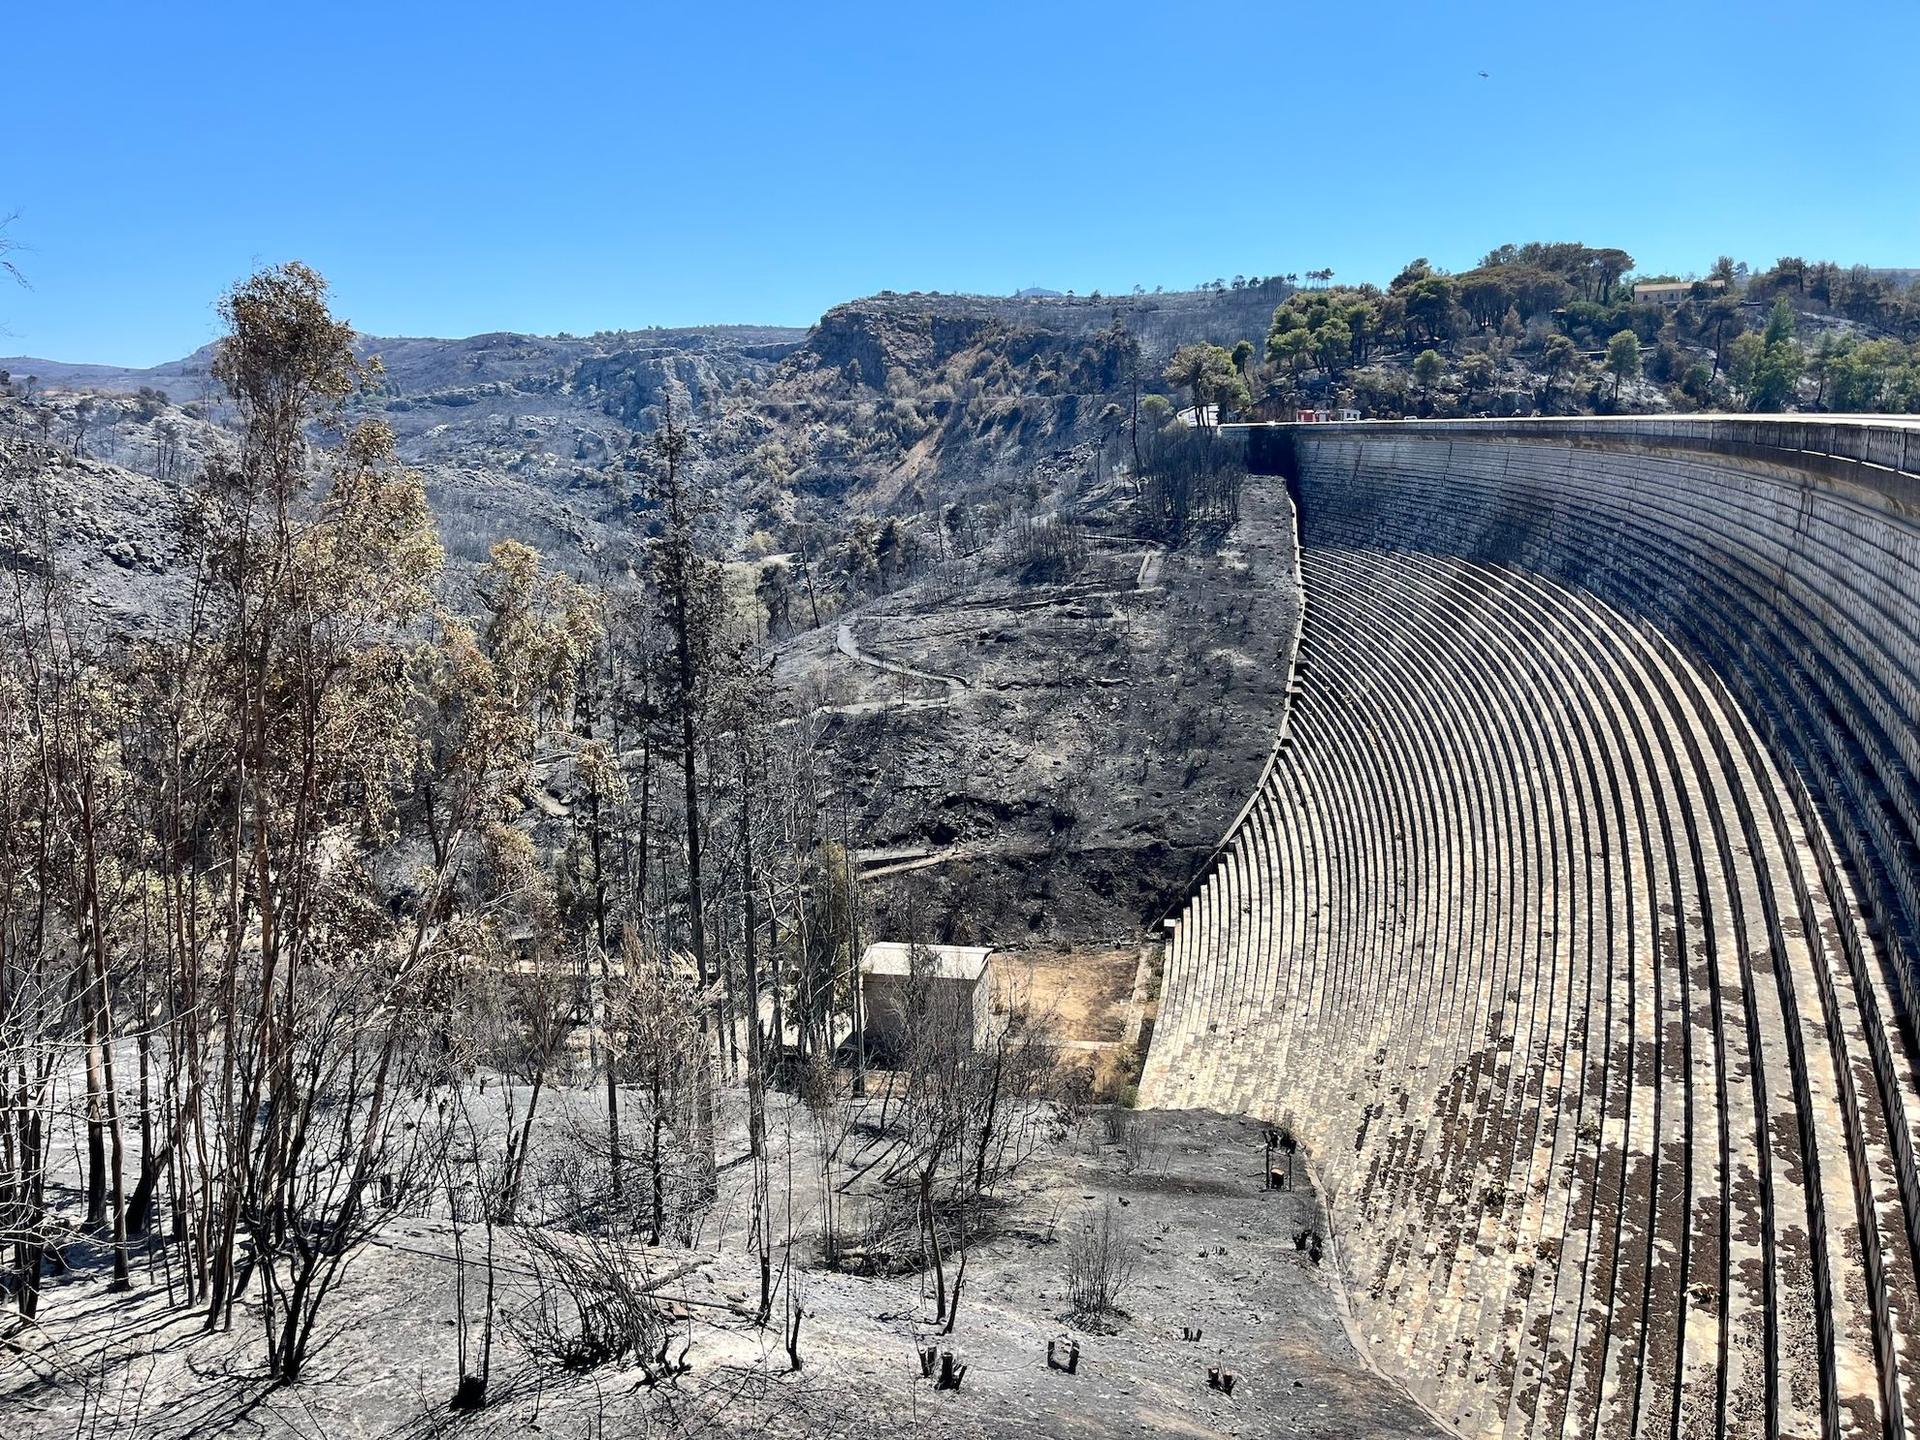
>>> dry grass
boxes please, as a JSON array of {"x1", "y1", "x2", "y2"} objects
[
  {"x1": 991, "y1": 946, "x2": 1137, "y2": 1043},
  {"x1": 991, "y1": 944, "x2": 1149, "y2": 1099}
]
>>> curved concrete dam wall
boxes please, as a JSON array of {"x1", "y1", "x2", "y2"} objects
[{"x1": 1140, "y1": 417, "x2": 1920, "y2": 1438}]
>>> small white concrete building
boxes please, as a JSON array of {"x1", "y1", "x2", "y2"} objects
[{"x1": 858, "y1": 942, "x2": 995, "y2": 1059}]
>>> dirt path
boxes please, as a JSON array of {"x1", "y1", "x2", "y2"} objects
[{"x1": 835, "y1": 618, "x2": 971, "y2": 695}]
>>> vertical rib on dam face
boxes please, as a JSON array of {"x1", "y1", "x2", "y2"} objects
[{"x1": 1140, "y1": 416, "x2": 1920, "y2": 1439}]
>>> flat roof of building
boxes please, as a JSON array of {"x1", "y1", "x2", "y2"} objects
[{"x1": 860, "y1": 942, "x2": 994, "y2": 981}]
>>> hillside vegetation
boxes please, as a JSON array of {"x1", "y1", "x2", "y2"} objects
[
  {"x1": 1161, "y1": 245, "x2": 1920, "y2": 423},
  {"x1": 3, "y1": 240, "x2": 1914, "y2": 939},
  {"x1": 0, "y1": 241, "x2": 1914, "y2": 1437}
]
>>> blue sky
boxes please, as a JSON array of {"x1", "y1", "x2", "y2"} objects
[{"x1": 5, "y1": 0, "x2": 1917, "y2": 366}]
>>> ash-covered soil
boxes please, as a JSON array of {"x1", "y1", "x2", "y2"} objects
[
  {"x1": 774, "y1": 481, "x2": 1299, "y2": 944},
  {"x1": 1, "y1": 1102, "x2": 1442, "y2": 1440}
]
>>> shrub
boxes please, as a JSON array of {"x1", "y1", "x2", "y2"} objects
[
  {"x1": 1065, "y1": 1201, "x2": 1137, "y2": 1328},
  {"x1": 509, "y1": 1228, "x2": 689, "y2": 1379},
  {"x1": 1119, "y1": 1116, "x2": 1162, "y2": 1175}
]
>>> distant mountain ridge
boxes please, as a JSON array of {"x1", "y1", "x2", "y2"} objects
[
  {"x1": 2, "y1": 280, "x2": 1295, "y2": 401},
  {"x1": 2, "y1": 324, "x2": 809, "y2": 404},
  {"x1": 826, "y1": 282, "x2": 1293, "y2": 359},
  {"x1": 0, "y1": 280, "x2": 1303, "y2": 610},
  {"x1": 0, "y1": 344, "x2": 222, "y2": 402}
]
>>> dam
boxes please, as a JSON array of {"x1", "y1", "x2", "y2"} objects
[{"x1": 1140, "y1": 417, "x2": 1920, "y2": 1438}]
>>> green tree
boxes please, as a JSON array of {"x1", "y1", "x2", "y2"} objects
[
  {"x1": 1680, "y1": 361, "x2": 1716, "y2": 405},
  {"x1": 1312, "y1": 319, "x2": 1353, "y2": 379},
  {"x1": 1764, "y1": 295, "x2": 1797, "y2": 347},
  {"x1": 1268, "y1": 326, "x2": 1314, "y2": 385},
  {"x1": 1727, "y1": 331, "x2": 1764, "y2": 398},
  {"x1": 1413, "y1": 349, "x2": 1445, "y2": 413},
  {"x1": 1705, "y1": 294, "x2": 1746, "y2": 376},
  {"x1": 1162, "y1": 344, "x2": 1238, "y2": 425},
  {"x1": 1459, "y1": 272, "x2": 1513, "y2": 331},
  {"x1": 1605, "y1": 329, "x2": 1642, "y2": 401},
  {"x1": 1591, "y1": 248, "x2": 1634, "y2": 303},
  {"x1": 1823, "y1": 338, "x2": 1920, "y2": 412},
  {"x1": 1461, "y1": 350, "x2": 1495, "y2": 402},
  {"x1": 1541, "y1": 334, "x2": 1581, "y2": 405},
  {"x1": 1749, "y1": 340, "x2": 1803, "y2": 411},
  {"x1": 1404, "y1": 275, "x2": 1457, "y2": 345},
  {"x1": 1211, "y1": 366, "x2": 1252, "y2": 417},
  {"x1": 1732, "y1": 299, "x2": 1803, "y2": 410}
]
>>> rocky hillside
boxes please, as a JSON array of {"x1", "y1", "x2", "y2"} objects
[
  {"x1": 3, "y1": 324, "x2": 803, "y2": 408},
  {"x1": 772, "y1": 476, "x2": 1298, "y2": 942},
  {"x1": 4, "y1": 324, "x2": 808, "y2": 573},
  {"x1": 693, "y1": 284, "x2": 1293, "y2": 551},
  {"x1": 1, "y1": 284, "x2": 1291, "y2": 940},
  {"x1": 3, "y1": 281, "x2": 1286, "y2": 550},
  {"x1": 0, "y1": 420, "x2": 187, "y2": 632},
  {"x1": 803, "y1": 281, "x2": 1291, "y2": 372}
]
